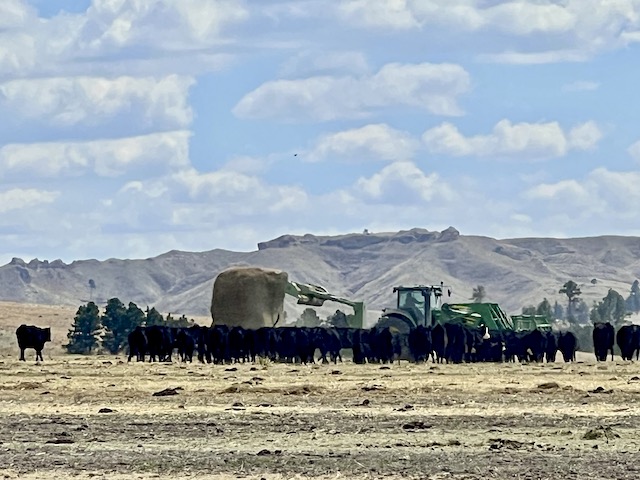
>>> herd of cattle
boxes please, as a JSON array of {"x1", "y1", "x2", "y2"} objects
[{"x1": 14, "y1": 321, "x2": 640, "y2": 364}]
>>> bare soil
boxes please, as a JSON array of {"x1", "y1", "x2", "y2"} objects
[
  {"x1": 2, "y1": 302, "x2": 640, "y2": 479},
  {"x1": 2, "y1": 356, "x2": 640, "y2": 479}
]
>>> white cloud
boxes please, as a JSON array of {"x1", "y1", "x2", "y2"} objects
[
  {"x1": 478, "y1": 49, "x2": 590, "y2": 65},
  {"x1": 233, "y1": 62, "x2": 470, "y2": 121},
  {"x1": 81, "y1": 0, "x2": 249, "y2": 51},
  {"x1": 306, "y1": 124, "x2": 419, "y2": 162},
  {"x1": 337, "y1": 0, "x2": 578, "y2": 34},
  {"x1": 0, "y1": 131, "x2": 191, "y2": 178},
  {"x1": 628, "y1": 140, "x2": 640, "y2": 162},
  {"x1": 523, "y1": 168, "x2": 640, "y2": 220},
  {"x1": 354, "y1": 161, "x2": 454, "y2": 204},
  {"x1": 568, "y1": 121, "x2": 602, "y2": 151},
  {"x1": 337, "y1": 0, "x2": 421, "y2": 30},
  {"x1": 423, "y1": 120, "x2": 602, "y2": 160},
  {"x1": 172, "y1": 168, "x2": 308, "y2": 214},
  {"x1": 280, "y1": 50, "x2": 370, "y2": 77},
  {"x1": 335, "y1": 1, "x2": 640, "y2": 63},
  {"x1": 0, "y1": 188, "x2": 59, "y2": 213},
  {"x1": 563, "y1": 80, "x2": 600, "y2": 92},
  {"x1": 0, "y1": 1, "x2": 248, "y2": 79},
  {"x1": 0, "y1": 75, "x2": 194, "y2": 129},
  {"x1": 525, "y1": 179, "x2": 590, "y2": 202},
  {"x1": 0, "y1": 0, "x2": 36, "y2": 29},
  {"x1": 510, "y1": 213, "x2": 532, "y2": 224}
]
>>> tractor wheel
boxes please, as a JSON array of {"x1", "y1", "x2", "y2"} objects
[
  {"x1": 376, "y1": 315, "x2": 413, "y2": 334},
  {"x1": 375, "y1": 315, "x2": 413, "y2": 360}
]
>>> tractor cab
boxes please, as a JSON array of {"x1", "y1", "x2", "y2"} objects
[{"x1": 378, "y1": 284, "x2": 450, "y2": 331}]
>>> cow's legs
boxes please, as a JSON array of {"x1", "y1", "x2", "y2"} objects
[{"x1": 19, "y1": 348, "x2": 25, "y2": 361}]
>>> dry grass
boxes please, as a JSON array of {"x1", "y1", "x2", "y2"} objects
[
  {"x1": 1, "y1": 354, "x2": 640, "y2": 479},
  {"x1": 2, "y1": 302, "x2": 640, "y2": 479}
]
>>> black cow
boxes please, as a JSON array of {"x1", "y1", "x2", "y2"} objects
[
  {"x1": 313, "y1": 327, "x2": 342, "y2": 364},
  {"x1": 431, "y1": 323, "x2": 446, "y2": 363},
  {"x1": 408, "y1": 325, "x2": 432, "y2": 363},
  {"x1": 444, "y1": 322, "x2": 465, "y2": 364},
  {"x1": 208, "y1": 325, "x2": 230, "y2": 364},
  {"x1": 128, "y1": 326, "x2": 147, "y2": 362},
  {"x1": 502, "y1": 331, "x2": 519, "y2": 363},
  {"x1": 616, "y1": 325, "x2": 640, "y2": 361},
  {"x1": 593, "y1": 322, "x2": 615, "y2": 361},
  {"x1": 544, "y1": 331, "x2": 559, "y2": 363},
  {"x1": 16, "y1": 324, "x2": 51, "y2": 361},
  {"x1": 146, "y1": 325, "x2": 174, "y2": 362},
  {"x1": 557, "y1": 331, "x2": 578, "y2": 362},
  {"x1": 463, "y1": 324, "x2": 491, "y2": 362},
  {"x1": 528, "y1": 329, "x2": 547, "y2": 362},
  {"x1": 176, "y1": 327, "x2": 197, "y2": 362}
]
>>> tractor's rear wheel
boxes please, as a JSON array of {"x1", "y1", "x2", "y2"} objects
[
  {"x1": 376, "y1": 315, "x2": 412, "y2": 333},
  {"x1": 375, "y1": 315, "x2": 413, "y2": 360}
]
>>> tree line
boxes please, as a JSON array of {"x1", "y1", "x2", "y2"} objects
[
  {"x1": 520, "y1": 279, "x2": 640, "y2": 326},
  {"x1": 65, "y1": 297, "x2": 194, "y2": 354}
]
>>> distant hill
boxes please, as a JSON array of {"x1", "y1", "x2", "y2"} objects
[{"x1": 2, "y1": 227, "x2": 639, "y2": 325}]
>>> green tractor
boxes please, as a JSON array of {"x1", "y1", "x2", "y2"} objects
[
  {"x1": 376, "y1": 284, "x2": 449, "y2": 333},
  {"x1": 376, "y1": 284, "x2": 515, "y2": 335}
]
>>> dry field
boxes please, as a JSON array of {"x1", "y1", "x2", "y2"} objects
[{"x1": 2, "y1": 302, "x2": 640, "y2": 479}]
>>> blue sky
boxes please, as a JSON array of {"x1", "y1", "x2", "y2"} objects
[{"x1": 2, "y1": 0, "x2": 640, "y2": 265}]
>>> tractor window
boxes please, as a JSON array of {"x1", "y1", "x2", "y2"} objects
[{"x1": 399, "y1": 291, "x2": 425, "y2": 318}]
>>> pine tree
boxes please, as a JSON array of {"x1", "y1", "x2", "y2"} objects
[
  {"x1": 65, "y1": 302, "x2": 101, "y2": 354},
  {"x1": 101, "y1": 298, "x2": 127, "y2": 354},
  {"x1": 536, "y1": 298, "x2": 553, "y2": 319},
  {"x1": 626, "y1": 280, "x2": 640, "y2": 313},
  {"x1": 102, "y1": 299, "x2": 146, "y2": 353},
  {"x1": 553, "y1": 301, "x2": 564, "y2": 320},
  {"x1": 559, "y1": 280, "x2": 582, "y2": 320},
  {"x1": 146, "y1": 307, "x2": 164, "y2": 326}
]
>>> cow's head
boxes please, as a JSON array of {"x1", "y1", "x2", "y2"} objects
[
  {"x1": 44, "y1": 327, "x2": 52, "y2": 342},
  {"x1": 480, "y1": 324, "x2": 490, "y2": 340}
]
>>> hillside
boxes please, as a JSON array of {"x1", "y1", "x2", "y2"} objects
[{"x1": 1, "y1": 227, "x2": 639, "y2": 325}]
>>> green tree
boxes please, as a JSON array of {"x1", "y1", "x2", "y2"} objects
[
  {"x1": 521, "y1": 305, "x2": 536, "y2": 315},
  {"x1": 559, "y1": 280, "x2": 582, "y2": 320},
  {"x1": 592, "y1": 289, "x2": 627, "y2": 326},
  {"x1": 535, "y1": 298, "x2": 553, "y2": 319},
  {"x1": 589, "y1": 301, "x2": 603, "y2": 324},
  {"x1": 145, "y1": 306, "x2": 165, "y2": 326},
  {"x1": 553, "y1": 301, "x2": 564, "y2": 320},
  {"x1": 470, "y1": 285, "x2": 486, "y2": 303},
  {"x1": 102, "y1": 298, "x2": 129, "y2": 354},
  {"x1": 573, "y1": 298, "x2": 590, "y2": 324},
  {"x1": 297, "y1": 308, "x2": 320, "y2": 327},
  {"x1": 65, "y1": 302, "x2": 101, "y2": 354},
  {"x1": 125, "y1": 302, "x2": 145, "y2": 330},
  {"x1": 625, "y1": 280, "x2": 640, "y2": 313}
]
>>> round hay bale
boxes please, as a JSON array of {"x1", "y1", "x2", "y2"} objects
[{"x1": 211, "y1": 267, "x2": 287, "y2": 329}]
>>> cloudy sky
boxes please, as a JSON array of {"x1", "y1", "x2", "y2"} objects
[{"x1": 2, "y1": 0, "x2": 640, "y2": 265}]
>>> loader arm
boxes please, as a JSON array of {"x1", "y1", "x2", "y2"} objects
[{"x1": 285, "y1": 281, "x2": 365, "y2": 328}]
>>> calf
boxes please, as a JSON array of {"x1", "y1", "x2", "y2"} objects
[{"x1": 16, "y1": 324, "x2": 51, "y2": 361}]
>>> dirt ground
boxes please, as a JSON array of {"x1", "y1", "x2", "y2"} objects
[{"x1": 2, "y1": 302, "x2": 640, "y2": 479}]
